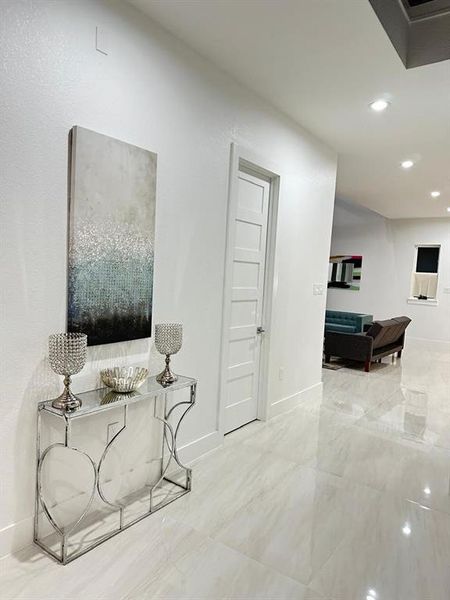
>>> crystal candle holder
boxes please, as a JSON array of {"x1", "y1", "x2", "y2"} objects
[
  {"x1": 154, "y1": 323, "x2": 182, "y2": 386},
  {"x1": 49, "y1": 333, "x2": 87, "y2": 411}
]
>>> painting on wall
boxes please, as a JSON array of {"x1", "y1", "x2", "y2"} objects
[
  {"x1": 328, "y1": 255, "x2": 363, "y2": 291},
  {"x1": 68, "y1": 126, "x2": 157, "y2": 346}
]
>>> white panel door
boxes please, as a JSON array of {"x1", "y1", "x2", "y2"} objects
[{"x1": 224, "y1": 170, "x2": 270, "y2": 434}]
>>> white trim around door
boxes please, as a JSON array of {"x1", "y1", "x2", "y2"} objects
[{"x1": 219, "y1": 144, "x2": 280, "y2": 436}]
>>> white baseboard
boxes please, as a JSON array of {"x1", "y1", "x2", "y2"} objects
[
  {"x1": 178, "y1": 430, "x2": 222, "y2": 465},
  {"x1": 408, "y1": 335, "x2": 450, "y2": 345},
  {"x1": 0, "y1": 430, "x2": 223, "y2": 561},
  {"x1": 269, "y1": 381, "x2": 323, "y2": 418},
  {"x1": 0, "y1": 515, "x2": 34, "y2": 560}
]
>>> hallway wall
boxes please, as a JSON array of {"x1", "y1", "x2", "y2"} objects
[{"x1": 0, "y1": 0, "x2": 337, "y2": 556}]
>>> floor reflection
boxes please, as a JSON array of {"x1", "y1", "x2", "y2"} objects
[{"x1": 1, "y1": 339, "x2": 450, "y2": 599}]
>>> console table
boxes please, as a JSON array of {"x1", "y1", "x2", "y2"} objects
[{"x1": 34, "y1": 375, "x2": 197, "y2": 564}]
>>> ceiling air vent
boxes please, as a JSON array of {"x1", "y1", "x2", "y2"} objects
[
  {"x1": 369, "y1": 0, "x2": 450, "y2": 68},
  {"x1": 407, "y1": 0, "x2": 435, "y2": 6},
  {"x1": 402, "y1": 0, "x2": 450, "y2": 17}
]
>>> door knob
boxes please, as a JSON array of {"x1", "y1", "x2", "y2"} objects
[{"x1": 256, "y1": 326, "x2": 266, "y2": 334}]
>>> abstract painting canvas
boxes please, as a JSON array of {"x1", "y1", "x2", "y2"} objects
[
  {"x1": 68, "y1": 127, "x2": 156, "y2": 346},
  {"x1": 328, "y1": 255, "x2": 362, "y2": 291}
]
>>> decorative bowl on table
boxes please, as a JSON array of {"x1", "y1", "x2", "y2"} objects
[{"x1": 100, "y1": 367, "x2": 148, "y2": 393}]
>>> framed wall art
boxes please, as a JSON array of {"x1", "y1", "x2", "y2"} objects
[
  {"x1": 68, "y1": 126, "x2": 157, "y2": 345},
  {"x1": 328, "y1": 255, "x2": 362, "y2": 291}
]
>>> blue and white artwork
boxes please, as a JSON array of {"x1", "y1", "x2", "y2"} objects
[{"x1": 68, "y1": 126, "x2": 157, "y2": 346}]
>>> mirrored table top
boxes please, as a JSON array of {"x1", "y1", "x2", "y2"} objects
[{"x1": 39, "y1": 375, "x2": 197, "y2": 419}]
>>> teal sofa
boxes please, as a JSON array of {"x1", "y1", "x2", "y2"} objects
[{"x1": 325, "y1": 310, "x2": 373, "y2": 334}]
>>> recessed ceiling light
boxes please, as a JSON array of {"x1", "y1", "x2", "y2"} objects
[
  {"x1": 431, "y1": 191, "x2": 441, "y2": 198},
  {"x1": 402, "y1": 523, "x2": 412, "y2": 536},
  {"x1": 424, "y1": 486, "x2": 431, "y2": 495},
  {"x1": 447, "y1": 207, "x2": 450, "y2": 213},
  {"x1": 370, "y1": 99, "x2": 389, "y2": 112},
  {"x1": 401, "y1": 160, "x2": 414, "y2": 169}
]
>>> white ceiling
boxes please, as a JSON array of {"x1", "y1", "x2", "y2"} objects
[{"x1": 129, "y1": 0, "x2": 450, "y2": 219}]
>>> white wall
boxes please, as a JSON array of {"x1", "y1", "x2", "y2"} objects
[
  {"x1": 0, "y1": 0, "x2": 337, "y2": 556},
  {"x1": 327, "y1": 199, "x2": 450, "y2": 342}
]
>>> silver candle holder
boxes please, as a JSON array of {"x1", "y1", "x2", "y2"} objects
[
  {"x1": 48, "y1": 333, "x2": 87, "y2": 411},
  {"x1": 155, "y1": 323, "x2": 183, "y2": 387}
]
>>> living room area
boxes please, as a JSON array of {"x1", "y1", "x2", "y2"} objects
[
  {"x1": 304, "y1": 196, "x2": 450, "y2": 596},
  {"x1": 323, "y1": 197, "x2": 449, "y2": 375}
]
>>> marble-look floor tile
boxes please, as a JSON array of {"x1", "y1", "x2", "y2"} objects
[
  {"x1": 343, "y1": 364, "x2": 420, "y2": 389},
  {"x1": 428, "y1": 382, "x2": 450, "y2": 415},
  {"x1": 214, "y1": 465, "x2": 380, "y2": 585},
  {"x1": 340, "y1": 353, "x2": 435, "y2": 389},
  {"x1": 390, "y1": 444, "x2": 450, "y2": 515},
  {"x1": 303, "y1": 590, "x2": 325, "y2": 599},
  {"x1": 124, "y1": 521, "x2": 313, "y2": 600},
  {"x1": 223, "y1": 417, "x2": 268, "y2": 447},
  {"x1": 1, "y1": 339, "x2": 449, "y2": 599},
  {"x1": 313, "y1": 421, "x2": 410, "y2": 492},
  {"x1": 313, "y1": 370, "x2": 399, "y2": 420},
  {"x1": 0, "y1": 514, "x2": 184, "y2": 600},
  {"x1": 310, "y1": 494, "x2": 450, "y2": 600},
  {"x1": 348, "y1": 393, "x2": 450, "y2": 514},
  {"x1": 238, "y1": 406, "x2": 354, "y2": 467},
  {"x1": 0, "y1": 516, "x2": 313, "y2": 600},
  {"x1": 162, "y1": 441, "x2": 297, "y2": 536},
  {"x1": 358, "y1": 386, "x2": 450, "y2": 451},
  {"x1": 342, "y1": 434, "x2": 450, "y2": 515}
]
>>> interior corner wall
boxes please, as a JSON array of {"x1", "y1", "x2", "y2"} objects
[
  {"x1": 327, "y1": 199, "x2": 450, "y2": 343},
  {"x1": 0, "y1": 0, "x2": 337, "y2": 557}
]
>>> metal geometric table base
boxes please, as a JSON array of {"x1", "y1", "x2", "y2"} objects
[{"x1": 34, "y1": 377, "x2": 197, "y2": 564}]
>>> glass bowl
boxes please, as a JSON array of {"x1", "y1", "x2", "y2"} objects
[{"x1": 100, "y1": 366, "x2": 148, "y2": 393}]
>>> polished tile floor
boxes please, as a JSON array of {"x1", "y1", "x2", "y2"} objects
[{"x1": 1, "y1": 338, "x2": 449, "y2": 599}]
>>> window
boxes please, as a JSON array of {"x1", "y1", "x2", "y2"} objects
[
  {"x1": 416, "y1": 246, "x2": 440, "y2": 273},
  {"x1": 409, "y1": 245, "x2": 440, "y2": 302}
]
